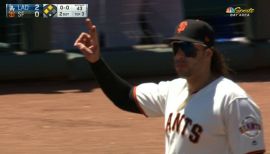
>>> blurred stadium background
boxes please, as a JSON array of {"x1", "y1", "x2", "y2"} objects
[
  {"x1": 0, "y1": 0, "x2": 270, "y2": 80},
  {"x1": 0, "y1": 1, "x2": 269, "y2": 153}
]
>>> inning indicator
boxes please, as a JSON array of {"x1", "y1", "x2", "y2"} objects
[{"x1": 6, "y1": 4, "x2": 88, "y2": 18}]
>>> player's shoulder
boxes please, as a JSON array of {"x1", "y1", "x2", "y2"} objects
[
  {"x1": 167, "y1": 78, "x2": 187, "y2": 85},
  {"x1": 137, "y1": 78, "x2": 186, "y2": 90},
  {"x1": 139, "y1": 78, "x2": 187, "y2": 93},
  {"x1": 216, "y1": 76, "x2": 248, "y2": 99},
  {"x1": 158, "y1": 78, "x2": 187, "y2": 88}
]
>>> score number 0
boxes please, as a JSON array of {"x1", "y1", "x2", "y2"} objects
[{"x1": 34, "y1": 4, "x2": 40, "y2": 17}]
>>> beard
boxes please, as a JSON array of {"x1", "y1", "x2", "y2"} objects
[{"x1": 174, "y1": 60, "x2": 192, "y2": 78}]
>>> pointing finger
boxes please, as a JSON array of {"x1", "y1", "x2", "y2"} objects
[
  {"x1": 86, "y1": 18, "x2": 99, "y2": 46},
  {"x1": 86, "y1": 18, "x2": 96, "y2": 33}
]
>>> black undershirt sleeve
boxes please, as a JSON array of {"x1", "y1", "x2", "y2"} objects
[{"x1": 89, "y1": 58, "x2": 141, "y2": 114}]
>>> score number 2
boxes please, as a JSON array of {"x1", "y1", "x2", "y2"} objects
[{"x1": 34, "y1": 4, "x2": 40, "y2": 17}]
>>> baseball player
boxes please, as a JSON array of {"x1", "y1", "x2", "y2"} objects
[{"x1": 74, "y1": 18, "x2": 265, "y2": 154}]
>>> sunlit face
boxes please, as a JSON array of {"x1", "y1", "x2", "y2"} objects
[{"x1": 172, "y1": 42, "x2": 208, "y2": 78}]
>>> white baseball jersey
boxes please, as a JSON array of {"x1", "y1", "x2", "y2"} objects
[{"x1": 133, "y1": 76, "x2": 265, "y2": 154}]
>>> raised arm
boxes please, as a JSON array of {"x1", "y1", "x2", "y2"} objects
[{"x1": 74, "y1": 18, "x2": 141, "y2": 114}]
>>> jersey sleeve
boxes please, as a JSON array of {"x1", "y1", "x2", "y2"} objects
[
  {"x1": 132, "y1": 81, "x2": 170, "y2": 117},
  {"x1": 224, "y1": 98, "x2": 265, "y2": 154}
]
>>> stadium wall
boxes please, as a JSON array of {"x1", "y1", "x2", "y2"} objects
[{"x1": 0, "y1": 41, "x2": 270, "y2": 81}]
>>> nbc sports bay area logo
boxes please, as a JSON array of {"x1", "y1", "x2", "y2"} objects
[{"x1": 226, "y1": 7, "x2": 255, "y2": 17}]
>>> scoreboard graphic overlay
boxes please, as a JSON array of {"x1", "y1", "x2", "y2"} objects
[{"x1": 6, "y1": 4, "x2": 88, "y2": 18}]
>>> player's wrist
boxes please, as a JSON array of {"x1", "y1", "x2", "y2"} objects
[
  {"x1": 87, "y1": 56, "x2": 100, "y2": 63},
  {"x1": 88, "y1": 56, "x2": 102, "y2": 64}
]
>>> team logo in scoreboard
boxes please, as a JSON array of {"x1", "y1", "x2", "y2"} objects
[
  {"x1": 43, "y1": 4, "x2": 57, "y2": 17},
  {"x1": 7, "y1": 4, "x2": 16, "y2": 18}
]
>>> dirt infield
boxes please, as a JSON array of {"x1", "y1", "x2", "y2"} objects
[{"x1": 0, "y1": 75, "x2": 269, "y2": 153}]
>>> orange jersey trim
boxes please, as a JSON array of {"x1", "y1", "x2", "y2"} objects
[{"x1": 132, "y1": 86, "x2": 148, "y2": 117}]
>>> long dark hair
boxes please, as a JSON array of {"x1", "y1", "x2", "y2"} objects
[{"x1": 210, "y1": 47, "x2": 231, "y2": 77}]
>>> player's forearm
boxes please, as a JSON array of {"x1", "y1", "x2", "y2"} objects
[{"x1": 89, "y1": 58, "x2": 141, "y2": 114}]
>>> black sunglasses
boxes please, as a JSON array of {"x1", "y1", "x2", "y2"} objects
[{"x1": 172, "y1": 42, "x2": 206, "y2": 58}]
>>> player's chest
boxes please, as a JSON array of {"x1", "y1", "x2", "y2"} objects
[{"x1": 164, "y1": 91, "x2": 224, "y2": 136}]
